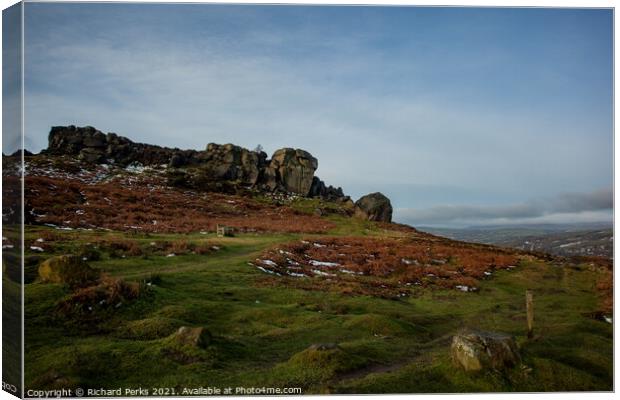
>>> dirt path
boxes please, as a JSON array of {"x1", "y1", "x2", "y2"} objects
[{"x1": 332, "y1": 333, "x2": 453, "y2": 385}]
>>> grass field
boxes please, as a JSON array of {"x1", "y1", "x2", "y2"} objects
[{"x1": 19, "y1": 216, "x2": 613, "y2": 394}]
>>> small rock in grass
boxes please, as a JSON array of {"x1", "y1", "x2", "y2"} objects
[
  {"x1": 174, "y1": 326, "x2": 211, "y2": 348},
  {"x1": 451, "y1": 329, "x2": 520, "y2": 372}
]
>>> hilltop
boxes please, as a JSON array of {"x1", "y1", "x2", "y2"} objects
[{"x1": 1, "y1": 126, "x2": 613, "y2": 393}]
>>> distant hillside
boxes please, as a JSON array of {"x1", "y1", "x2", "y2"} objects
[{"x1": 421, "y1": 224, "x2": 613, "y2": 258}]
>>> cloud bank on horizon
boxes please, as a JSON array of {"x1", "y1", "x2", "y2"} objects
[
  {"x1": 14, "y1": 4, "x2": 613, "y2": 227},
  {"x1": 395, "y1": 187, "x2": 613, "y2": 227}
]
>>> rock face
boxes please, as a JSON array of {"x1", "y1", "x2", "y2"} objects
[
  {"x1": 451, "y1": 329, "x2": 521, "y2": 372},
  {"x1": 46, "y1": 125, "x2": 188, "y2": 166},
  {"x1": 308, "y1": 177, "x2": 346, "y2": 201},
  {"x1": 174, "y1": 326, "x2": 211, "y2": 348},
  {"x1": 201, "y1": 143, "x2": 261, "y2": 186},
  {"x1": 38, "y1": 255, "x2": 100, "y2": 287},
  {"x1": 354, "y1": 192, "x2": 393, "y2": 222},
  {"x1": 267, "y1": 148, "x2": 318, "y2": 196},
  {"x1": 44, "y1": 125, "x2": 349, "y2": 199}
]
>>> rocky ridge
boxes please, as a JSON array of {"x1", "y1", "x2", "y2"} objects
[{"x1": 44, "y1": 125, "x2": 346, "y2": 200}]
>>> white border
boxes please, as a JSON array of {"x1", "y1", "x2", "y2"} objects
[{"x1": 0, "y1": 2, "x2": 616, "y2": 400}]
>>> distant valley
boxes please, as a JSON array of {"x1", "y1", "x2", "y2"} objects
[{"x1": 420, "y1": 223, "x2": 613, "y2": 259}]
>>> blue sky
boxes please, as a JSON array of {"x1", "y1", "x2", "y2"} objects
[{"x1": 15, "y1": 4, "x2": 613, "y2": 227}]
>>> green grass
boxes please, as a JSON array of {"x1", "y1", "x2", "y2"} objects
[{"x1": 20, "y1": 222, "x2": 613, "y2": 393}]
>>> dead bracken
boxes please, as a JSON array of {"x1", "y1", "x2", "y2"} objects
[{"x1": 254, "y1": 235, "x2": 520, "y2": 298}]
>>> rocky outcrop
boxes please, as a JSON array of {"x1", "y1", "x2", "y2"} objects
[
  {"x1": 46, "y1": 125, "x2": 195, "y2": 166},
  {"x1": 200, "y1": 143, "x2": 261, "y2": 186},
  {"x1": 44, "y1": 125, "x2": 349, "y2": 199},
  {"x1": 308, "y1": 177, "x2": 346, "y2": 201},
  {"x1": 266, "y1": 148, "x2": 318, "y2": 196},
  {"x1": 354, "y1": 192, "x2": 393, "y2": 222},
  {"x1": 451, "y1": 329, "x2": 521, "y2": 372}
]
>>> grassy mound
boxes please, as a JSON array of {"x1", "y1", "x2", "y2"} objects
[
  {"x1": 272, "y1": 344, "x2": 367, "y2": 389},
  {"x1": 116, "y1": 317, "x2": 183, "y2": 340},
  {"x1": 343, "y1": 314, "x2": 423, "y2": 337}
]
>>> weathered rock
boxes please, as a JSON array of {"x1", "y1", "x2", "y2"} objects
[
  {"x1": 46, "y1": 125, "x2": 194, "y2": 166},
  {"x1": 169, "y1": 153, "x2": 186, "y2": 168},
  {"x1": 269, "y1": 148, "x2": 318, "y2": 195},
  {"x1": 259, "y1": 166, "x2": 278, "y2": 191},
  {"x1": 44, "y1": 125, "x2": 348, "y2": 200},
  {"x1": 354, "y1": 192, "x2": 393, "y2": 222},
  {"x1": 451, "y1": 329, "x2": 521, "y2": 372},
  {"x1": 174, "y1": 326, "x2": 211, "y2": 348},
  {"x1": 308, "y1": 176, "x2": 345, "y2": 200},
  {"x1": 38, "y1": 255, "x2": 100, "y2": 286},
  {"x1": 202, "y1": 143, "x2": 260, "y2": 186}
]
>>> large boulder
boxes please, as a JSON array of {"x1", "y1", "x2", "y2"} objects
[
  {"x1": 38, "y1": 255, "x2": 100, "y2": 287},
  {"x1": 200, "y1": 143, "x2": 260, "y2": 186},
  {"x1": 451, "y1": 329, "x2": 521, "y2": 372},
  {"x1": 268, "y1": 148, "x2": 318, "y2": 195},
  {"x1": 354, "y1": 192, "x2": 393, "y2": 222},
  {"x1": 174, "y1": 326, "x2": 211, "y2": 348}
]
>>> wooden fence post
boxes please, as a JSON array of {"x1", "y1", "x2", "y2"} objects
[{"x1": 526, "y1": 289, "x2": 534, "y2": 339}]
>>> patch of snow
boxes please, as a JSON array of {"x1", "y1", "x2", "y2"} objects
[
  {"x1": 340, "y1": 269, "x2": 356, "y2": 274},
  {"x1": 256, "y1": 266, "x2": 280, "y2": 276},
  {"x1": 200, "y1": 231, "x2": 208, "y2": 235},
  {"x1": 278, "y1": 249, "x2": 293, "y2": 256},
  {"x1": 312, "y1": 269, "x2": 335, "y2": 277},
  {"x1": 211, "y1": 246, "x2": 220, "y2": 251},
  {"x1": 2, "y1": 245, "x2": 14, "y2": 249},
  {"x1": 125, "y1": 162, "x2": 145, "y2": 173},
  {"x1": 455, "y1": 285, "x2": 469, "y2": 292},
  {"x1": 75, "y1": 209, "x2": 85, "y2": 215},
  {"x1": 36, "y1": 238, "x2": 44, "y2": 243},
  {"x1": 313, "y1": 242, "x2": 326, "y2": 248},
  {"x1": 30, "y1": 246, "x2": 44, "y2": 252},
  {"x1": 260, "y1": 259, "x2": 278, "y2": 267},
  {"x1": 401, "y1": 258, "x2": 419, "y2": 265},
  {"x1": 301, "y1": 240, "x2": 310, "y2": 244},
  {"x1": 309, "y1": 260, "x2": 341, "y2": 267},
  {"x1": 288, "y1": 272, "x2": 307, "y2": 277},
  {"x1": 287, "y1": 259, "x2": 300, "y2": 266},
  {"x1": 166, "y1": 253, "x2": 176, "y2": 257},
  {"x1": 484, "y1": 271, "x2": 492, "y2": 276},
  {"x1": 604, "y1": 316, "x2": 612, "y2": 324}
]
